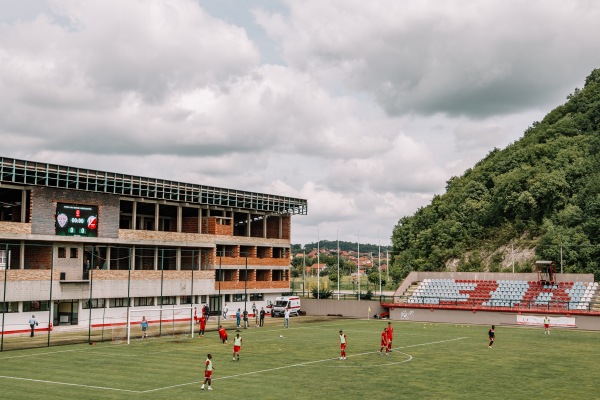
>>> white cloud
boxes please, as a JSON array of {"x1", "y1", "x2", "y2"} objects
[{"x1": 1, "y1": 0, "x2": 599, "y2": 246}]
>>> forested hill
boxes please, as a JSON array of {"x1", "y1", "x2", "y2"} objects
[{"x1": 391, "y1": 68, "x2": 600, "y2": 282}]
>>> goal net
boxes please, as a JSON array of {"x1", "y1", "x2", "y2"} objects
[{"x1": 126, "y1": 306, "x2": 195, "y2": 344}]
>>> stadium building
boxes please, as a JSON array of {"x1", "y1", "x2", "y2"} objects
[{"x1": 0, "y1": 156, "x2": 307, "y2": 334}]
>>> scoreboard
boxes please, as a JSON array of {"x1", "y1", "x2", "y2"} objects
[{"x1": 55, "y1": 203, "x2": 98, "y2": 237}]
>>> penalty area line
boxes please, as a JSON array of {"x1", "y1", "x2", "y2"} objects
[{"x1": 397, "y1": 336, "x2": 468, "y2": 349}]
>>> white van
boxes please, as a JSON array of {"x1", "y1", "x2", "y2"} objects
[{"x1": 271, "y1": 296, "x2": 301, "y2": 317}]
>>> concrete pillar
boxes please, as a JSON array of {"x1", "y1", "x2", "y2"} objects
[
  {"x1": 198, "y1": 208, "x2": 202, "y2": 234},
  {"x1": 20, "y1": 240, "x2": 25, "y2": 269},
  {"x1": 176, "y1": 248, "x2": 181, "y2": 270},
  {"x1": 131, "y1": 246, "x2": 136, "y2": 270},
  {"x1": 247, "y1": 213, "x2": 251, "y2": 237},
  {"x1": 21, "y1": 189, "x2": 27, "y2": 223},
  {"x1": 263, "y1": 217, "x2": 267, "y2": 238},
  {"x1": 279, "y1": 216, "x2": 283, "y2": 239},
  {"x1": 132, "y1": 201, "x2": 137, "y2": 230},
  {"x1": 106, "y1": 246, "x2": 111, "y2": 270},
  {"x1": 155, "y1": 203, "x2": 159, "y2": 231},
  {"x1": 154, "y1": 247, "x2": 159, "y2": 270},
  {"x1": 177, "y1": 205, "x2": 182, "y2": 233}
]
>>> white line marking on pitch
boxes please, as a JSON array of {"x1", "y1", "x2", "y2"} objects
[
  {"x1": 140, "y1": 336, "x2": 467, "y2": 393},
  {"x1": 0, "y1": 375, "x2": 139, "y2": 393},
  {"x1": 0, "y1": 348, "x2": 89, "y2": 360}
]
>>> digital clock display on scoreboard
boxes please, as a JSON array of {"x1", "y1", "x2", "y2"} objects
[{"x1": 55, "y1": 203, "x2": 98, "y2": 237}]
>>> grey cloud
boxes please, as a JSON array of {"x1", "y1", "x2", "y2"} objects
[{"x1": 259, "y1": 0, "x2": 600, "y2": 118}]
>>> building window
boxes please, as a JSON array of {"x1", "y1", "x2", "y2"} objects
[
  {"x1": 0, "y1": 302, "x2": 18, "y2": 313},
  {"x1": 109, "y1": 298, "x2": 130, "y2": 308},
  {"x1": 134, "y1": 297, "x2": 155, "y2": 307},
  {"x1": 160, "y1": 297, "x2": 176, "y2": 306},
  {"x1": 180, "y1": 296, "x2": 192, "y2": 305},
  {"x1": 200, "y1": 295, "x2": 207, "y2": 304},
  {"x1": 250, "y1": 293, "x2": 264, "y2": 301},
  {"x1": 233, "y1": 294, "x2": 247, "y2": 302},
  {"x1": 70, "y1": 248, "x2": 78, "y2": 258},
  {"x1": 58, "y1": 247, "x2": 66, "y2": 259},
  {"x1": 224, "y1": 294, "x2": 231, "y2": 302},
  {"x1": 23, "y1": 300, "x2": 50, "y2": 312},
  {"x1": 83, "y1": 299, "x2": 106, "y2": 309}
]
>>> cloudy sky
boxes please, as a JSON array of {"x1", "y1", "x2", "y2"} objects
[{"x1": 1, "y1": 0, "x2": 600, "y2": 246}]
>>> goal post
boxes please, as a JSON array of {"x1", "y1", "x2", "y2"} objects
[{"x1": 127, "y1": 305, "x2": 195, "y2": 344}]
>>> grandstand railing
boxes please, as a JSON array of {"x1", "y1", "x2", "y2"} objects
[{"x1": 290, "y1": 291, "x2": 600, "y2": 314}]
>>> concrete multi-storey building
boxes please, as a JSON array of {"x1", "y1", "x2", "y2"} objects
[{"x1": 0, "y1": 157, "x2": 307, "y2": 333}]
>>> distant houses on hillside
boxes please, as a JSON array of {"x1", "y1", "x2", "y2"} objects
[{"x1": 294, "y1": 248, "x2": 389, "y2": 276}]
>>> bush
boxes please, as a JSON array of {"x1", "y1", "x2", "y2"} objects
[{"x1": 311, "y1": 286, "x2": 333, "y2": 299}]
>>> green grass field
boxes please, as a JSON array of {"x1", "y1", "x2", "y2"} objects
[{"x1": 0, "y1": 316, "x2": 597, "y2": 400}]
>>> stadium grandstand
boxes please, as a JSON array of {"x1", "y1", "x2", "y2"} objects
[{"x1": 385, "y1": 270, "x2": 599, "y2": 316}]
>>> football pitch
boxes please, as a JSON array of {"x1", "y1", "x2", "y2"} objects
[{"x1": 0, "y1": 316, "x2": 597, "y2": 400}]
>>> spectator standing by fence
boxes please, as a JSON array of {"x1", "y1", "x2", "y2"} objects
[
  {"x1": 252, "y1": 303, "x2": 259, "y2": 327},
  {"x1": 28, "y1": 315, "x2": 38, "y2": 337},
  {"x1": 203, "y1": 304, "x2": 210, "y2": 322},
  {"x1": 259, "y1": 307, "x2": 265, "y2": 327}
]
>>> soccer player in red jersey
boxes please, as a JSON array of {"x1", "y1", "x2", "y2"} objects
[
  {"x1": 218, "y1": 325, "x2": 228, "y2": 344},
  {"x1": 338, "y1": 330, "x2": 347, "y2": 360},
  {"x1": 201, "y1": 353, "x2": 214, "y2": 391},
  {"x1": 488, "y1": 325, "x2": 495, "y2": 348},
  {"x1": 380, "y1": 327, "x2": 389, "y2": 355},
  {"x1": 385, "y1": 322, "x2": 394, "y2": 352},
  {"x1": 199, "y1": 315, "x2": 206, "y2": 337}
]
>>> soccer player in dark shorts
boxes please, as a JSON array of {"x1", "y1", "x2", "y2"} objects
[{"x1": 488, "y1": 325, "x2": 495, "y2": 348}]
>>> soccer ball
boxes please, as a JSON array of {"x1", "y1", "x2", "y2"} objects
[{"x1": 279, "y1": 335, "x2": 283, "y2": 338}]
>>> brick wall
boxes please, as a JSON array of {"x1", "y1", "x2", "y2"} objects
[
  {"x1": 31, "y1": 187, "x2": 120, "y2": 238},
  {"x1": 219, "y1": 256, "x2": 289, "y2": 267},
  {"x1": 202, "y1": 217, "x2": 233, "y2": 236},
  {"x1": 257, "y1": 247, "x2": 273, "y2": 259},
  {"x1": 281, "y1": 216, "x2": 291, "y2": 240},
  {"x1": 0, "y1": 269, "x2": 53, "y2": 281},
  {"x1": 215, "y1": 280, "x2": 288, "y2": 290},
  {"x1": 266, "y1": 216, "x2": 280, "y2": 239},
  {"x1": 181, "y1": 216, "x2": 199, "y2": 233},
  {"x1": 0, "y1": 221, "x2": 32, "y2": 235},
  {"x1": 118, "y1": 229, "x2": 216, "y2": 245},
  {"x1": 250, "y1": 219, "x2": 264, "y2": 237},
  {"x1": 24, "y1": 244, "x2": 52, "y2": 269}
]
